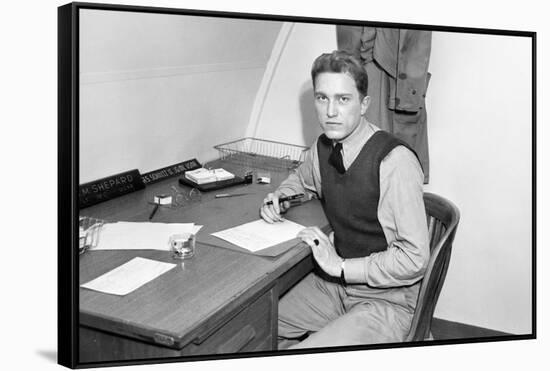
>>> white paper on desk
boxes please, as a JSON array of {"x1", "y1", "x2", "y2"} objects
[
  {"x1": 81, "y1": 257, "x2": 176, "y2": 296},
  {"x1": 91, "y1": 222, "x2": 203, "y2": 251},
  {"x1": 211, "y1": 219, "x2": 305, "y2": 252}
]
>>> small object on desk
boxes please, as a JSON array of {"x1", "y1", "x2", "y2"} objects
[
  {"x1": 149, "y1": 203, "x2": 160, "y2": 220},
  {"x1": 169, "y1": 232, "x2": 196, "y2": 260},
  {"x1": 244, "y1": 171, "x2": 253, "y2": 184},
  {"x1": 79, "y1": 216, "x2": 105, "y2": 254},
  {"x1": 179, "y1": 175, "x2": 246, "y2": 192},
  {"x1": 265, "y1": 193, "x2": 305, "y2": 206},
  {"x1": 185, "y1": 167, "x2": 235, "y2": 184},
  {"x1": 213, "y1": 168, "x2": 235, "y2": 181},
  {"x1": 153, "y1": 194, "x2": 172, "y2": 205},
  {"x1": 215, "y1": 193, "x2": 253, "y2": 198},
  {"x1": 257, "y1": 171, "x2": 271, "y2": 184}
]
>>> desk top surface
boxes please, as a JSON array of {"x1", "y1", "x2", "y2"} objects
[{"x1": 79, "y1": 163, "x2": 327, "y2": 348}]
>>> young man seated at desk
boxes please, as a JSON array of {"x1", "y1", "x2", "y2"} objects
[{"x1": 259, "y1": 50, "x2": 430, "y2": 349}]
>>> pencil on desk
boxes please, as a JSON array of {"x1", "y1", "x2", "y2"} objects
[
  {"x1": 149, "y1": 203, "x2": 159, "y2": 220},
  {"x1": 215, "y1": 193, "x2": 252, "y2": 198}
]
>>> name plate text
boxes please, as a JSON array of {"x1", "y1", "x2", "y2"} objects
[
  {"x1": 141, "y1": 159, "x2": 202, "y2": 185},
  {"x1": 79, "y1": 169, "x2": 145, "y2": 209}
]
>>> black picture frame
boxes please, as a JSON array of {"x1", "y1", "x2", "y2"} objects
[{"x1": 58, "y1": 2, "x2": 536, "y2": 369}]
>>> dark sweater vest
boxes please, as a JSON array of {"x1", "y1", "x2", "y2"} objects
[{"x1": 318, "y1": 130, "x2": 418, "y2": 259}]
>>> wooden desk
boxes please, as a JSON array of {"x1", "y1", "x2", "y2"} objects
[{"x1": 79, "y1": 167, "x2": 327, "y2": 363}]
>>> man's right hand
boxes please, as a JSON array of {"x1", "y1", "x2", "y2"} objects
[{"x1": 260, "y1": 191, "x2": 291, "y2": 223}]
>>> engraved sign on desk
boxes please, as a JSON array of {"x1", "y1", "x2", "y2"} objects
[
  {"x1": 79, "y1": 169, "x2": 145, "y2": 209},
  {"x1": 141, "y1": 159, "x2": 202, "y2": 185}
]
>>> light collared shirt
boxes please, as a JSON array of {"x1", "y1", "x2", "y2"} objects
[{"x1": 278, "y1": 118, "x2": 429, "y2": 288}]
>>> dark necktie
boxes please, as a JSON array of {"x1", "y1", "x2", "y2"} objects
[{"x1": 329, "y1": 142, "x2": 346, "y2": 174}]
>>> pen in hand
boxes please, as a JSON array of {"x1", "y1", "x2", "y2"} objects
[
  {"x1": 265, "y1": 193, "x2": 305, "y2": 206},
  {"x1": 149, "y1": 203, "x2": 159, "y2": 220}
]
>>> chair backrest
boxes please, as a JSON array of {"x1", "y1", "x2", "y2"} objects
[{"x1": 406, "y1": 192, "x2": 460, "y2": 342}]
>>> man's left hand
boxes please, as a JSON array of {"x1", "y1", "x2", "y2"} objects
[{"x1": 298, "y1": 227, "x2": 342, "y2": 277}]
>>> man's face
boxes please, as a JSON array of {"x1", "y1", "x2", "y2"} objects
[{"x1": 313, "y1": 72, "x2": 370, "y2": 142}]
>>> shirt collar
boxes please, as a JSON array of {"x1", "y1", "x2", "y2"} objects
[{"x1": 335, "y1": 117, "x2": 376, "y2": 154}]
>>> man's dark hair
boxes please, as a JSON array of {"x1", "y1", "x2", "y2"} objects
[{"x1": 311, "y1": 50, "x2": 368, "y2": 97}]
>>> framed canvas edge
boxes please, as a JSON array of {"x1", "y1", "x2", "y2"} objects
[
  {"x1": 57, "y1": 1, "x2": 537, "y2": 369},
  {"x1": 58, "y1": 2, "x2": 80, "y2": 369}
]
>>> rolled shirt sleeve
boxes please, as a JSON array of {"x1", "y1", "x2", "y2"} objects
[
  {"x1": 344, "y1": 146, "x2": 430, "y2": 287},
  {"x1": 277, "y1": 139, "x2": 323, "y2": 201}
]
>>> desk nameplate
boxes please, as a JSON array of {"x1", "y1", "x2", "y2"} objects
[
  {"x1": 141, "y1": 159, "x2": 202, "y2": 185},
  {"x1": 79, "y1": 169, "x2": 145, "y2": 209}
]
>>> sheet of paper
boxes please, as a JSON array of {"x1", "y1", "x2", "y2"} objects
[
  {"x1": 80, "y1": 257, "x2": 176, "y2": 296},
  {"x1": 211, "y1": 219, "x2": 305, "y2": 252},
  {"x1": 91, "y1": 222, "x2": 203, "y2": 251}
]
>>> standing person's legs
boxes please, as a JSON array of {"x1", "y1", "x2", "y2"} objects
[{"x1": 278, "y1": 272, "x2": 346, "y2": 349}]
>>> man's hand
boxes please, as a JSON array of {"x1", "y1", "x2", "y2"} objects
[
  {"x1": 260, "y1": 191, "x2": 291, "y2": 223},
  {"x1": 298, "y1": 227, "x2": 342, "y2": 277}
]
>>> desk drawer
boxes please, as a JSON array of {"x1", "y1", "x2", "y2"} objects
[
  {"x1": 181, "y1": 288, "x2": 275, "y2": 355},
  {"x1": 80, "y1": 287, "x2": 276, "y2": 363}
]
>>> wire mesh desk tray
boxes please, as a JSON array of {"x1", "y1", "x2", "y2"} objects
[
  {"x1": 79, "y1": 216, "x2": 105, "y2": 255},
  {"x1": 213, "y1": 137, "x2": 309, "y2": 172}
]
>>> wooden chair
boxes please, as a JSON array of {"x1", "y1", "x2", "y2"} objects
[{"x1": 406, "y1": 192, "x2": 460, "y2": 341}]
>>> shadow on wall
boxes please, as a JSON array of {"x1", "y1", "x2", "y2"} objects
[{"x1": 299, "y1": 80, "x2": 322, "y2": 146}]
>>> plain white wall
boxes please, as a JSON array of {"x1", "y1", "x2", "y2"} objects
[
  {"x1": 79, "y1": 10, "x2": 282, "y2": 183},
  {"x1": 248, "y1": 23, "x2": 335, "y2": 144},
  {"x1": 253, "y1": 25, "x2": 532, "y2": 334},
  {"x1": 424, "y1": 31, "x2": 532, "y2": 334}
]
